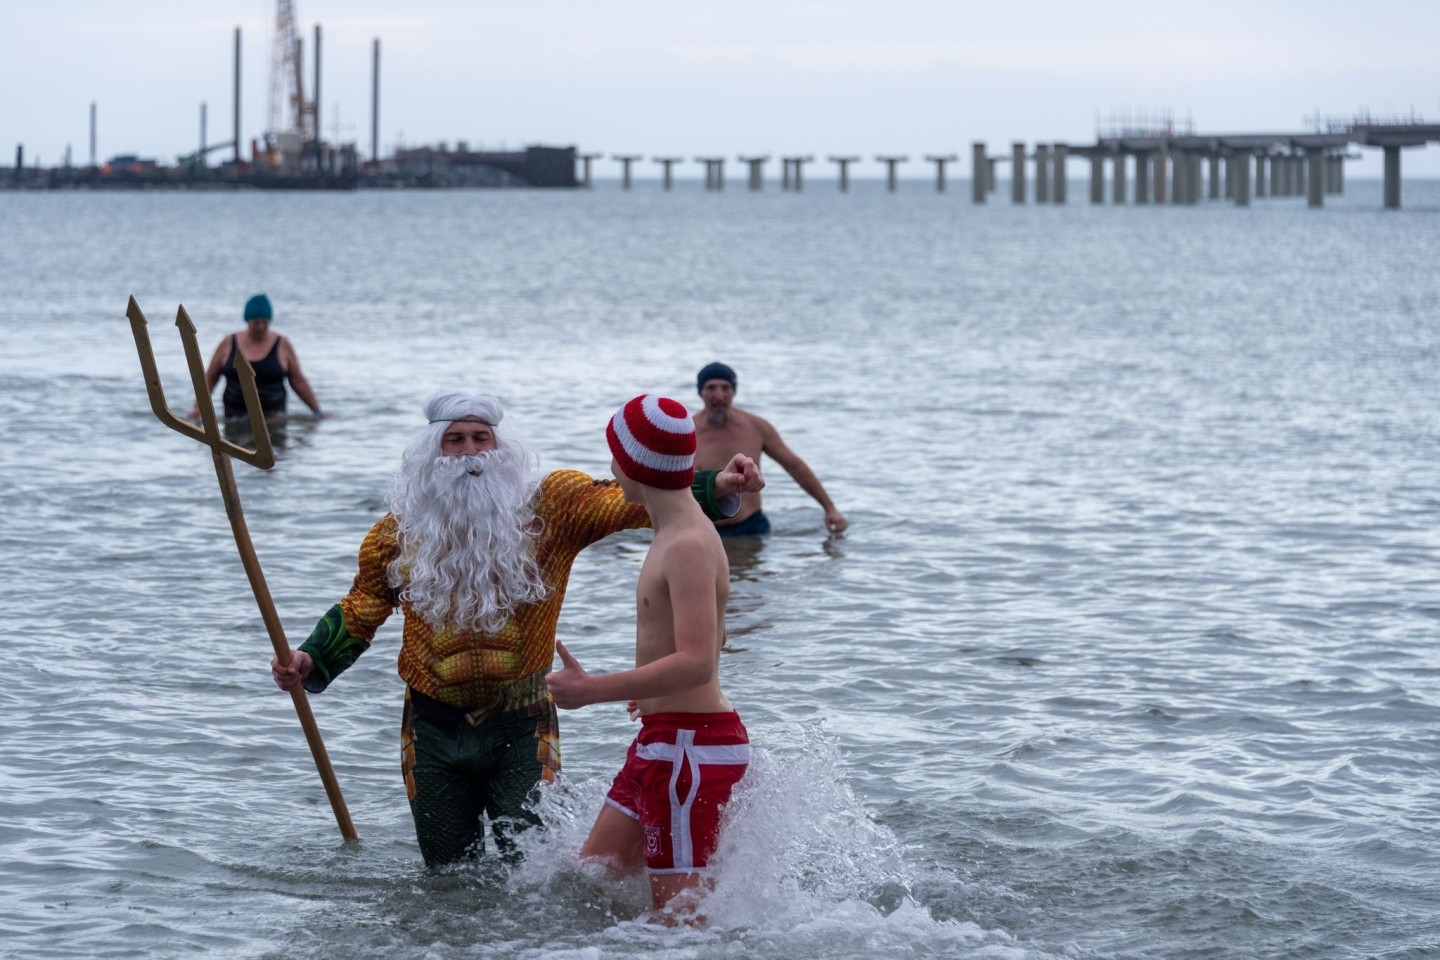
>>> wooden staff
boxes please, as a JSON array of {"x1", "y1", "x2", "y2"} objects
[{"x1": 127, "y1": 295, "x2": 358, "y2": 843}]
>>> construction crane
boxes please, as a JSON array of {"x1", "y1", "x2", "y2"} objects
[{"x1": 263, "y1": 0, "x2": 312, "y2": 167}]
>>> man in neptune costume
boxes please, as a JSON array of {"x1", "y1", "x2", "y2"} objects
[{"x1": 270, "y1": 389, "x2": 761, "y2": 867}]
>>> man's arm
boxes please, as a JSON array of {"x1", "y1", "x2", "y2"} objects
[
  {"x1": 561, "y1": 458, "x2": 759, "y2": 545},
  {"x1": 273, "y1": 519, "x2": 397, "y2": 693},
  {"x1": 758, "y1": 419, "x2": 848, "y2": 534},
  {"x1": 693, "y1": 454, "x2": 763, "y2": 520}
]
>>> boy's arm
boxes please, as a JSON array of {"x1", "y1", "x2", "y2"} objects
[{"x1": 546, "y1": 539, "x2": 718, "y2": 708}]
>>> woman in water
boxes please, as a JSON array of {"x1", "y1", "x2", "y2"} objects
[{"x1": 189, "y1": 293, "x2": 325, "y2": 421}]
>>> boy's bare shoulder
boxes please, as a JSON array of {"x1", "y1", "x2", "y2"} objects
[{"x1": 653, "y1": 519, "x2": 726, "y2": 563}]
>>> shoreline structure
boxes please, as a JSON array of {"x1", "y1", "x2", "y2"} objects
[{"x1": 4, "y1": 17, "x2": 1436, "y2": 207}]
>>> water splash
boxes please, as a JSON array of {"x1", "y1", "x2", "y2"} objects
[{"x1": 494, "y1": 720, "x2": 1038, "y2": 959}]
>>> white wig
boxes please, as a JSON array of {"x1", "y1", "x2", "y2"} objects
[{"x1": 388, "y1": 389, "x2": 548, "y2": 632}]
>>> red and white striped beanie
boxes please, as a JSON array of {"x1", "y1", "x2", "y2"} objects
[{"x1": 606, "y1": 394, "x2": 696, "y2": 490}]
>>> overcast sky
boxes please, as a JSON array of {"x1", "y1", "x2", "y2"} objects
[{"x1": 4, "y1": 0, "x2": 1438, "y2": 178}]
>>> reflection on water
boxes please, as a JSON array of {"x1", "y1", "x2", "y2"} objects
[{"x1": 721, "y1": 534, "x2": 768, "y2": 582}]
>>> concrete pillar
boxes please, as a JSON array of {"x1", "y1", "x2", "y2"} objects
[
  {"x1": 89, "y1": 101, "x2": 97, "y2": 168},
  {"x1": 692, "y1": 158, "x2": 725, "y2": 191},
  {"x1": 1089, "y1": 155, "x2": 1104, "y2": 203},
  {"x1": 1154, "y1": 152, "x2": 1168, "y2": 204},
  {"x1": 615, "y1": 155, "x2": 639, "y2": 190},
  {"x1": 692, "y1": 158, "x2": 722, "y2": 190},
  {"x1": 579, "y1": 153, "x2": 599, "y2": 187},
  {"x1": 988, "y1": 158, "x2": 998, "y2": 193},
  {"x1": 1233, "y1": 152, "x2": 1250, "y2": 207},
  {"x1": 1383, "y1": 145, "x2": 1400, "y2": 209},
  {"x1": 1190, "y1": 153, "x2": 1203, "y2": 204},
  {"x1": 828, "y1": 155, "x2": 856, "y2": 192},
  {"x1": 786, "y1": 156, "x2": 812, "y2": 191},
  {"x1": 1052, "y1": 143, "x2": 1067, "y2": 204},
  {"x1": 1306, "y1": 147, "x2": 1324, "y2": 207},
  {"x1": 1135, "y1": 153, "x2": 1150, "y2": 204},
  {"x1": 740, "y1": 155, "x2": 767, "y2": 191},
  {"x1": 1254, "y1": 154, "x2": 1267, "y2": 197},
  {"x1": 1011, "y1": 142, "x2": 1026, "y2": 203},
  {"x1": 1035, "y1": 144, "x2": 1049, "y2": 203},
  {"x1": 877, "y1": 155, "x2": 908, "y2": 191},
  {"x1": 1335, "y1": 154, "x2": 1345, "y2": 195},
  {"x1": 1209, "y1": 154, "x2": 1221, "y2": 199},
  {"x1": 926, "y1": 154, "x2": 956, "y2": 192},
  {"x1": 1113, "y1": 153, "x2": 1127, "y2": 203},
  {"x1": 971, "y1": 142, "x2": 987, "y2": 203},
  {"x1": 652, "y1": 157, "x2": 679, "y2": 191}
]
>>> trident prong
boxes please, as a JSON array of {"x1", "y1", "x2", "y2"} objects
[
  {"x1": 127, "y1": 296, "x2": 274, "y2": 468},
  {"x1": 127, "y1": 295, "x2": 357, "y2": 843}
]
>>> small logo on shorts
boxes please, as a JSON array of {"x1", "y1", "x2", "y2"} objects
[{"x1": 644, "y1": 826, "x2": 663, "y2": 858}]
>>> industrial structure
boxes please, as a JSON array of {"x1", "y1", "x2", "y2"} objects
[{"x1": 4, "y1": 7, "x2": 1436, "y2": 204}]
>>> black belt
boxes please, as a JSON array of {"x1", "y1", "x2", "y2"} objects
[{"x1": 408, "y1": 675, "x2": 548, "y2": 734}]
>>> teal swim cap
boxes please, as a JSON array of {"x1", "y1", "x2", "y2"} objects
[{"x1": 243, "y1": 294, "x2": 273, "y2": 321}]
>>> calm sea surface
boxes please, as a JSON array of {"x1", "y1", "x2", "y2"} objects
[{"x1": 2, "y1": 179, "x2": 1439, "y2": 960}]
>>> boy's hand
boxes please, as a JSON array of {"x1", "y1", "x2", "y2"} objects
[{"x1": 546, "y1": 641, "x2": 592, "y2": 709}]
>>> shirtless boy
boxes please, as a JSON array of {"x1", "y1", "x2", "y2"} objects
[{"x1": 546, "y1": 394, "x2": 749, "y2": 920}]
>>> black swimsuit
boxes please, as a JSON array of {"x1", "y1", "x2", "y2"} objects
[{"x1": 221, "y1": 335, "x2": 287, "y2": 419}]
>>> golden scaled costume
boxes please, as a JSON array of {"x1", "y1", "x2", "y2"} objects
[{"x1": 296, "y1": 468, "x2": 732, "y2": 865}]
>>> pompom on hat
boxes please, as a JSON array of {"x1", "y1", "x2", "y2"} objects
[
  {"x1": 243, "y1": 293, "x2": 273, "y2": 321},
  {"x1": 606, "y1": 395, "x2": 696, "y2": 490}
]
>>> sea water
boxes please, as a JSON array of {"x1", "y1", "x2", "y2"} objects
[{"x1": 1, "y1": 179, "x2": 1438, "y2": 959}]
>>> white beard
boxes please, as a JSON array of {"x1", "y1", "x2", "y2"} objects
[{"x1": 388, "y1": 445, "x2": 548, "y2": 633}]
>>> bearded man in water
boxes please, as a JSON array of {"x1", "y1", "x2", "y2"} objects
[{"x1": 271, "y1": 390, "x2": 761, "y2": 867}]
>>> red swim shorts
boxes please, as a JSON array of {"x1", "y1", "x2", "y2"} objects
[{"x1": 604, "y1": 711, "x2": 750, "y2": 874}]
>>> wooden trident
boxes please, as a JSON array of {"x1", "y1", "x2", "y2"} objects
[{"x1": 126, "y1": 295, "x2": 358, "y2": 842}]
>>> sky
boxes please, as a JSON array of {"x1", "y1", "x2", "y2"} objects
[{"x1": 4, "y1": 0, "x2": 1438, "y2": 178}]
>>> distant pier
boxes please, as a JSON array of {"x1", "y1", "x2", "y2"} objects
[{"x1": 581, "y1": 118, "x2": 1439, "y2": 210}]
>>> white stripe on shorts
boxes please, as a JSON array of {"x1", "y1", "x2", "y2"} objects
[{"x1": 635, "y1": 741, "x2": 751, "y2": 764}]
